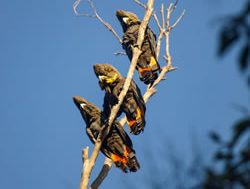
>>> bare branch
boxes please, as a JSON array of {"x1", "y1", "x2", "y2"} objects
[
  {"x1": 132, "y1": 0, "x2": 162, "y2": 35},
  {"x1": 131, "y1": 1, "x2": 165, "y2": 60},
  {"x1": 132, "y1": 0, "x2": 146, "y2": 8},
  {"x1": 89, "y1": 0, "x2": 155, "y2": 188},
  {"x1": 119, "y1": 66, "x2": 176, "y2": 124},
  {"x1": 164, "y1": 3, "x2": 184, "y2": 66},
  {"x1": 166, "y1": 4, "x2": 172, "y2": 30},
  {"x1": 113, "y1": 51, "x2": 127, "y2": 56},
  {"x1": 83, "y1": 147, "x2": 89, "y2": 166},
  {"x1": 155, "y1": 32, "x2": 164, "y2": 60},
  {"x1": 161, "y1": 4, "x2": 165, "y2": 29},
  {"x1": 87, "y1": 0, "x2": 122, "y2": 44},
  {"x1": 90, "y1": 158, "x2": 112, "y2": 189},
  {"x1": 155, "y1": 4, "x2": 165, "y2": 59},
  {"x1": 164, "y1": 34, "x2": 171, "y2": 66},
  {"x1": 165, "y1": 4, "x2": 173, "y2": 64},
  {"x1": 77, "y1": 1, "x2": 185, "y2": 188},
  {"x1": 90, "y1": 1, "x2": 184, "y2": 188},
  {"x1": 92, "y1": 52, "x2": 176, "y2": 189},
  {"x1": 78, "y1": 138, "x2": 103, "y2": 189},
  {"x1": 171, "y1": 9, "x2": 186, "y2": 29},
  {"x1": 131, "y1": 0, "x2": 165, "y2": 60},
  {"x1": 73, "y1": 0, "x2": 122, "y2": 44},
  {"x1": 169, "y1": 0, "x2": 179, "y2": 14},
  {"x1": 153, "y1": 12, "x2": 161, "y2": 30},
  {"x1": 73, "y1": 0, "x2": 95, "y2": 17},
  {"x1": 80, "y1": 147, "x2": 89, "y2": 189}
]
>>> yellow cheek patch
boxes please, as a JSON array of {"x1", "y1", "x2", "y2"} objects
[
  {"x1": 106, "y1": 73, "x2": 118, "y2": 83},
  {"x1": 135, "y1": 108, "x2": 142, "y2": 120},
  {"x1": 149, "y1": 56, "x2": 157, "y2": 67},
  {"x1": 127, "y1": 108, "x2": 142, "y2": 127}
]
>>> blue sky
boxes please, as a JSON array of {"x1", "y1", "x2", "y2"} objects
[{"x1": 0, "y1": 0, "x2": 248, "y2": 188}]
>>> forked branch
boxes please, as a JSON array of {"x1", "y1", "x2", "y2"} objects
[
  {"x1": 75, "y1": 0, "x2": 155, "y2": 189},
  {"x1": 74, "y1": 0, "x2": 185, "y2": 188},
  {"x1": 73, "y1": 0, "x2": 122, "y2": 44},
  {"x1": 91, "y1": 1, "x2": 184, "y2": 188}
]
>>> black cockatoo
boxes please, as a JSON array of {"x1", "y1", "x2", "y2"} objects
[
  {"x1": 93, "y1": 64, "x2": 146, "y2": 135},
  {"x1": 116, "y1": 9, "x2": 161, "y2": 85},
  {"x1": 73, "y1": 96, "x2": 140, "y2": 172}
]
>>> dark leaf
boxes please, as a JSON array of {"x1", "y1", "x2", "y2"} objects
[
  {"x1": 218, "y1": 24, "x2": 239, "y2": 56},
  {"x1": 238, "y1": 43, "x2": 249, "y2": 72},
  {"x1": 209, "y1": 131, "x2": 222, "y2": 144},
  {"x1": 234, "y1": 118, "x2": 250, "y2": 134},
  {"x1": 248, "y1": 76, "x2": 250, "y2": 88},
  {"x1": 228, "y1": 118, "x2": 250, "y2": 147},
  {"x1": 214, "y1": 151, "x2": 233, "y2": 161},
  {"x1": 241, "y1": 148, "x2": 250, "y2": 161}
]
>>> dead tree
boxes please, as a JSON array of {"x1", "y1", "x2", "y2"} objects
[{"x1": 72, "y1": 0, "x2": 185, "y2": 188}]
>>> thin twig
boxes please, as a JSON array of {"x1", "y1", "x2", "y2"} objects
[
  {"x1": 155, "y1": 31, "x2": 164, "y2": 60},
  {"x1": 132, "y1": 0, "x2": 146, "y2": 8},
  {"x1": 73, "y1": 0, "x2": 122, "y2": 44},
  {"x1": 73, "y1": 0, "x2": 95, "y2": 17},
  {"x1": 87, "y1": 0, "x2": 122, "y2": 44},
  {"x1": 165, "y1": 5, "x2": 172, "y2": 63},
  {"x1": 171, "y1": 9, "x2": 186, "y2": 29},
  {"x1": 80, "y1": 142, "x2": 102, "y2": 189},
  {"x1": 169, "y1": 0, "x2": 179, "y2": 14},
  {"x1": 166, "y1": 3, "x2": 173, "y2": 30},
  {"x1": 153, "y1": 12, "x2": 161, "y2": 30},
  {"x1": 113, "y1": 51, "x2": 127, "y2": 56},
  {"x1": 155, "y1": 4, "x2": 165, "y2": 59},
  {"x1": 161, "y1": 4, "x2": 165, "y2": 29}
]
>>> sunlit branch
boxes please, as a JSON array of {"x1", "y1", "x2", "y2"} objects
[
  {"x1": 78, "y1": 0, "x2": 155, "y2": 188},
  {"x1": 92, "y1": 2, "x2": 184, "y2": 188},
  {"x1": 73, "y1": 0, "x2": 122, "y2": 44}
]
